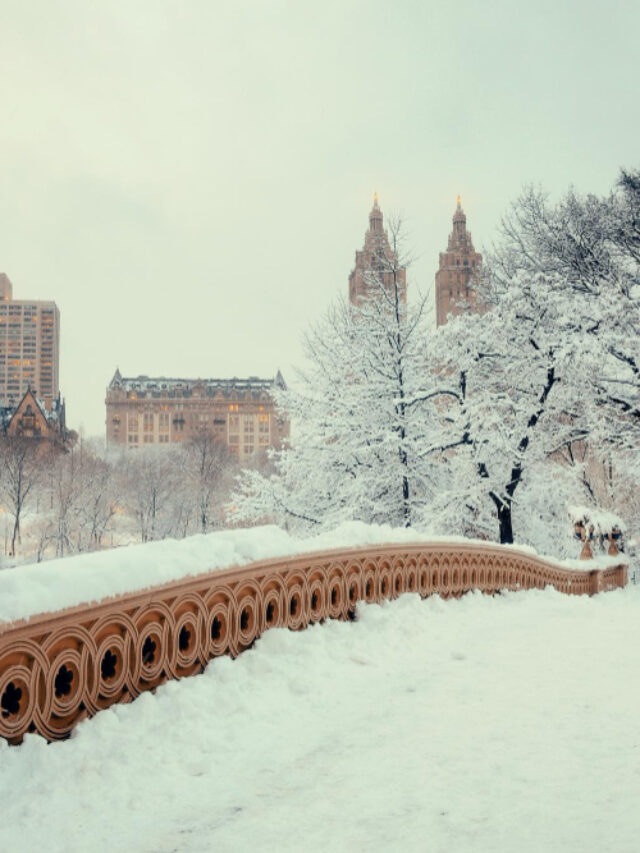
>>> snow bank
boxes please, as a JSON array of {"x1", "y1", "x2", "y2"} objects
[
  {"x1": 0, "y1": 521, "x2": 625, "y2": 626},
  {"x1": 1, "y1": 587, "x2": 640, "y2": 852}
]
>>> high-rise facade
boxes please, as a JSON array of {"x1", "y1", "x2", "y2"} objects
[
  {"x1": 0, "y1": 273, "x2": 60, "y2": 409},
  {"x1": 105, "y1": 370, "x2": 289, "y2": 459},
  {"x1": 349, "y1": 195, "x2": 406, "y2": 306},
  {"x1": 435, "y1": 199, "x2": 483, "y2": 326}
]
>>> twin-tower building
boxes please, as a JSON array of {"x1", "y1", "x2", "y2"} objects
[{"x1": 348, "y1": 194, "x2": 483, "y2": 324}]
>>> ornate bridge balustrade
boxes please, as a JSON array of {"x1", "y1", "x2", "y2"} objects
[{"x1": 0, "y1": 542, "x2": 627, "y2": 744}]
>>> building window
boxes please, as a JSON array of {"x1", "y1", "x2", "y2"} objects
[{"x1": 258, "y1": 414, "x2": 270, "y2": 444}]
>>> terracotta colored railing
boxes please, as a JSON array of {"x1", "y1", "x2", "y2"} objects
[{"x1": 0, "y1": 542, "x2": 627, "y2": 744}]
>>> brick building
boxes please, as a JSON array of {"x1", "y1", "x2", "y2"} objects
[
  {"x1": 349, "y1": 195, "x2": 407, "y2": 306},
  {"x1": 106, "y1": 371, "x2": 288, "y2": 459},
  {"x1": 435, "y1": 198, "x2": 483, "y2": 326},
  {"x1": 0, "y1": 274, "x2": 60, "y2": 409},
  {"x1": 0, "y1": 388, "x2": 69, "y2": 444}
]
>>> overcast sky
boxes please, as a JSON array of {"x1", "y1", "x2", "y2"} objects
[{"x1": 1, "y1": 0, "x2": 638, "y2": 437}]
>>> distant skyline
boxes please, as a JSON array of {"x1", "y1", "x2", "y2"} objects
[{"x1": 1, "y1": 0, "x2": 638, "y2": 437}]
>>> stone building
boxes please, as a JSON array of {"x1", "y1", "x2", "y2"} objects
[
  {"x1": 435, "y1": 198, "x2": 483, "y2": 326},
  {"x1": 0, "y1": 388, "x2": 70, "y2": 444},
  {"x1": 106, "y1": 371, "x2": 288, "y2": 459},
  {"x1": 0, "y1": 274, "x2": 60, "y2": 409},
  {"x1": 349, "y1": 195, "x2": 407, "y2": 306}
]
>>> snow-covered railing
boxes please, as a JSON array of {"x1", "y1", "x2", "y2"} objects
[
  {"x1": 0, "y1": 539, "x2": 627, "y2": 744},
  {"x1": 569, "y1": 504, "x2": 626, "y2": 560}
]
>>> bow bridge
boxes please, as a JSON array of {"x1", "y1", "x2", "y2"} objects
[{"x1": 0, "y1": 540, "x2": 627, "y2": 743}]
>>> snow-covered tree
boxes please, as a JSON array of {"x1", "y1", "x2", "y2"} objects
[
  {"x1": 492, "y1": 171, "x2": 639, "y2": 438},
  {"x1": 432, "y1": 169, "x2": 640, "y2": 545},
  {"x1": 233, "y1": 219, "x2": 443, "y2": 531}
]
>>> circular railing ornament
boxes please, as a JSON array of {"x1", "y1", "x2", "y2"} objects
[{"x1": 0, "y1": 540, "x2": 627, "y2": 743}]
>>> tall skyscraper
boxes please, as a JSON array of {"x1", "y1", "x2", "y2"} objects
[
  {"x1": 435, "y1": 198, "x2": 483, "y2": 326},
  {"x1": 349, "y1": 195, "x2": 407, "y2": 306},
  {"x1": 0, "y1": 273, "x2": 60, "y2": 409}
]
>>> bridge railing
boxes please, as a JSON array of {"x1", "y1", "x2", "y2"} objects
[{"x1": 0, "y1": 541, "x2": 627, "y2": 743}]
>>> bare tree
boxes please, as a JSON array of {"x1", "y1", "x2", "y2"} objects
[
  {"x1": 183, "y1": 429, "x2": 234, "y2": 534},
  {"x1": 0, "y1": 438, "x2": 52, "y2": 557},
  {"x1": 77, "y1": 448, "x2": 120, "y2": 551},
  {"x1": 49, "y1": 446, "x2": 86, "y2": 557},
  {"x1": 121, "y1": 447, "x2": 180, "y2": 543}
]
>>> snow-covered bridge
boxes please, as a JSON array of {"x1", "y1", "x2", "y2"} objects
[{"x1": 0, "y1": 524, "x2": 627, "y2": 743}]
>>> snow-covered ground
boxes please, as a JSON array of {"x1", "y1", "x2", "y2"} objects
[{"x1": 2, "y1": 583, "x2": 639, "y2": 852}]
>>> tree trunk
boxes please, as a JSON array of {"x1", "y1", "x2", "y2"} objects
[
  {"x1": 10, "y1": 514, "x2": 20, "y2": 557},
  {"x1": 497, "y1": 502, "x2": 513, "y2": 544},
  {"x1": 400, "y1": 477, "x2": 410, "y2": 527}
]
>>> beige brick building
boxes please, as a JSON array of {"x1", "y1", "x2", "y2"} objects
[
  {"x1": 435, "y1": 199, "x2": 483, "y2": 326},
  {"x1": 106, "y1": 371, "x2": 288, "y2": 459},
  {"x1": 0, "y1": 274, "x2": 60, "y2": 408},
  {"x1": 349, "y1": 195, "x2": 407, "y2": 306}
]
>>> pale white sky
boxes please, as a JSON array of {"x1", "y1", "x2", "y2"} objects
[{"x1": 1, "y1": 0, "x2": 638, "y2": 436}]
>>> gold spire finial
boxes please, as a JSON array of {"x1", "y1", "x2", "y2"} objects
[
  {"x1": 456, "y1": 194, "x2": 462, "y2": 207},
  {"x1": 373, "y1": 191, "x2": 379, "y2": 206}
]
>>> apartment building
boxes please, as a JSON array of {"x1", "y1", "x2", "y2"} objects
[
  {"x1": 106, "y1": 370, "x2": 288, "y2": 459},
  {"x1": 0, "y1": 273, "x2": 60, "y2": 408}
]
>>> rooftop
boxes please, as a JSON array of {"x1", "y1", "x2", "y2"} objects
[{"x1": 108, "y1": 370, "x2": 286, "y2": 395}]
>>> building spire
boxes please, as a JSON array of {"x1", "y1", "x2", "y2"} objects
[
  {"x1": 369, "y1": 191, "x2": 383, "y2": 233},
  {"x1": 453, "y1": 195, "x2": 467, "y2": 230},
  {"x1": 349, "y1": 195, "x2": 407, "y2": 306},
  {"x1": 435, "y1": 197, "x2": 482, "y2": 326}
]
